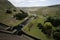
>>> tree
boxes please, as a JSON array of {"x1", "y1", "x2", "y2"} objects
[
  {"x1": 13, "y1": 9, "x2": 16, "y2": 12},
  {"x1": 20, "y1": 9, "x2": 25, "y2": 14},
  {"x1": 53, "y1": 32, "x2": 60, "y2": 40},
  {"x1": 6, "y1": 9, "x2": 12, "y2": 14},
  {"x1": 37, "y1": 23, "x2": 43, "y2": 29},
  {"x1": 56, "y1": 26, "x2": 60, "y2": 32},
  {"x1": 42, "y1": 22, "x2": 53, "y2": 36},
  {"x1": 14, "y1": 12, "x2": 28, "y2": 20},
  {"x1": 46, "y1": 16, "x2": 60, "y2": 27}
]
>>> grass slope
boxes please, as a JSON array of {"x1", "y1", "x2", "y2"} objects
[
  {"x1": 22, "y1": 16, "x2": 54, "y2": 40},
  {"x1": 0, "y1": 0, "x2": 23, "y2": 26}
]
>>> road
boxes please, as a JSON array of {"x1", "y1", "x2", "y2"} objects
[
  {"x1": 0, "y1": 16, "x2": 35, "y2": 34},
  {"x1": 14, "y1": 16, "x2": 34, "y2": 32}
]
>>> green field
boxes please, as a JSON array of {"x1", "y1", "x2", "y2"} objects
[
  {"x1": 0, "y1": 9, "x2": 24, "y2": 26},
  {"x1": 22, "y1": 16, "x2": 54, "y2": 40}
]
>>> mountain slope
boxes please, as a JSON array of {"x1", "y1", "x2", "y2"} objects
[
  {"x1": 0, "y1": 0, "x2": 15, "y2": 13},
  {"x1": 0, "y1": 0, "x2": 22, "y2": 26}
]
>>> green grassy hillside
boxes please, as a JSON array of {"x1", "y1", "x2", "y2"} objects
[
  {"x1": 0, "y1": 0, "x2": 23, "y2": 26},
  {"x1": 0, "y1": 0, "x2": 15, "y2": 12}
]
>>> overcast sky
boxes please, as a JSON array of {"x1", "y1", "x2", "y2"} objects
[{"x1": 8, "y1": 0, "x2": 60, "y2": 7}]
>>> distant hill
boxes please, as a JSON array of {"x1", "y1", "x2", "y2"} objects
[
  {"x1": 39, "y1": 4, "x2": 60, "y2": 16},
  {"x1": 19, "y1": 4, "x2": 60, "y2": 16},
  {"x1": 48, "y1": 4, "x2": 60, "y2": 7}
]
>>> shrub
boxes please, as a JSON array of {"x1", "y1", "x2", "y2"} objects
[
  {"x1": 20, "y1": 9, "x2": 25, "y2": 13},
  {"x1": 14, "y1": 13, "x2": 28, "y2": 20},
  {"x1": 6, "y1": 9, "x2": 12, "y2": 14},
  {"x1": 13, "y1": 9, "x2": 16, "y2": 12},
  {"x1": 53, "y1": 32, "x2": 60, "y2": 40},
  {"x1": 37, "y1": 23, "x2": 43, "y2": 29},
  {"x1": 56, "y1": 26, "x2": 60, "y2": 32},
  {"x1": 46, "y1": 16, "x2": 60, "y2": 27},
  {"x1": 44, "y1": 22, "x2": 52, "y2": 29},
  {"x1": 42, "y1": 22, "x2": 53, "y2": 36}
]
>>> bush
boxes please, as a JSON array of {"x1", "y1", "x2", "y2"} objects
[
  {"x1": 20, "y1": 9, "x2": 25, "y2": 13},
  {"x1": 46, "y1": 16, "x2": 60, "y2": 27},
  {"x1": 42, "y1": 22, "x2": 53, "y2": 36},
  {"x1": 14, "y1": 12, "x2": 28, "y2": 20},
  {"x1": 6, "y1": 9, "x2": 12, "y2": 14},
  {"x1": 44, "y1": 22, "x2": 52, "y2": 29},
  {"x1": 53, "y1": 32, "x2": 60, "y2": 40},
  {"x1": 13, "y1": 9, "x2": 16, "y2": 12},
  {"x1": 56, "y1": 26, "x2": 60, "y2": 32},
  {"x1": 37, "y1": 23, "x2": 43, "y2": 29}
]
